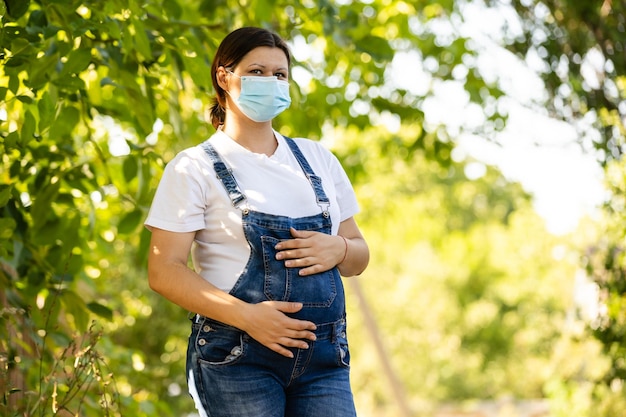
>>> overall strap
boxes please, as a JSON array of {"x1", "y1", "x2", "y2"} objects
[
  {"x1": 200, "y1": 141, "x2": 246, "y2": 207},
  {"x1": 284, "y1": 137, "x2": 331, "y2": 214}
]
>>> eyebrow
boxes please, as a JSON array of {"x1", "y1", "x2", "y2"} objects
[{"x1": 246, "y1": 63, "x2": 288, "y2": 71}]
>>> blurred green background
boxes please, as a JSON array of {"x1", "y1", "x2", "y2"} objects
[{"x1": 1, "y1": 0, "x2": 625, "y2": 416}]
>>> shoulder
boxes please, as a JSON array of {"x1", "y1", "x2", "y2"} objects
[
  {"x1": 165, "y1": 131, "x2": 228, "y2": 170},
  {"x1": 158, "y1": 140, "x2": 219, "y2": 188},
  {"x1": 164, "y1": 145, "x2": 208, "y2": 172}
]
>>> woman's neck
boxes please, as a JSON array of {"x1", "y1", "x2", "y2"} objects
[{"x1": 221, "y1": 116, "x2": 278, "y2": 156}]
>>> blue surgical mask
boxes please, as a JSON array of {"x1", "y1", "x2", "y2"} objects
[{"x1": 227, "y1": 72, "x2": 291, "y2": 122}]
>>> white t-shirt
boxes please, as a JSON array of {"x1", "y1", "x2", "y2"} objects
[{"x1": 144, "y1": 129, "x2": 360, "y2": 292}]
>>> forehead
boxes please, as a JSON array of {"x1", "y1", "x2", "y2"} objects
[{"x1": 239, "y1": 46, "x2": 289, "y2": 68}]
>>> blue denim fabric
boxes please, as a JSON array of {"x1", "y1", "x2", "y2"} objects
[{"x1": 186, "y1": 138, "x2": 356, "y2": 417}]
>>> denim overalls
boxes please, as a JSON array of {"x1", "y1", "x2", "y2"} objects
[{"x1": 186, "y1": 137, "x2": 356, "y2": 417}]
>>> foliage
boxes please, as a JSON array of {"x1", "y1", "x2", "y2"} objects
[
  {"x1": 579, "y1": 157, "x2": 626, "y2": 414},
  {"x1": 459, "y1": 1, "x2": 626, "y2": 414},
  {"x1": 489, "y1": 0, "x2": 626, "y2": 164},
  {"x1": 488, "y1": 1, "x2": 626, "y2": 413},
  {"x1": 332, "y1": 126, "x2": 591, "y2": 415},
  {"x1": 0, "y1": 0, "x2": 621, "y2": 416}
]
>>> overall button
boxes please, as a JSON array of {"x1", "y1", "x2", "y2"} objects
[
  {"x1": 202, "y1": 325, "x2": 212, "y2": 332},
  {"x1": 198, "y1": 339, "x2": 207, "y2": 346},
  {"x1": 225, "y1": 346, "x2": 242, "y2": 361}
]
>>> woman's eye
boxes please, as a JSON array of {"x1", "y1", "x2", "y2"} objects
[
  {"x1": 250, "y1": 69, "x2": 263, "y2": 75},
  {"x1": 275, "y1": 72, "x2": 287, "y2": 79}
]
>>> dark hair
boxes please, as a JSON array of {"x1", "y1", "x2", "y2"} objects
[{"x1": 209, "y1": 27, "x2": 291, "y2": 128}]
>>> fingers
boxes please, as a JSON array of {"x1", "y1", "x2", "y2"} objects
[
  {"x1": 273, "y1": 300, "x2": 303, "y2": 313},
  {"x1": 294, "y1": 264, "x2": 324, "y2": 276},
  {"x1": 274, "y1": 228, "x2": 314, "y2": 252},
  {"x1": 268, "y1": 332, "x2": 313, "y2": 358},
  {"x1": 273, "y1": 302, "x2": 317, "y2": 330},
  {"x1": 268, "y1": 302, "x2": 317, "y2": 341},
  {"x1": 244, "y1": 301, "x2": 318, "y2": 358},
  {"x1": 276, "y1": 253, "x2": 316, "y2": 270},
  {"x1": 289, "y1": 227, "x2": 312, "y2": 238},
  {"x1": 275, "y1": 248, "x2": 305, "y2": 261},
  {"x1": 270, "y1": 344, "x2": 296, "y2": 358},
  {"x1": 274, "y1": 250, "x2": 326, "y2": 276},
  {"x1": 273, "y1": 230, "x2": 317, "y2": 266},
  {"x1": 271, "y1": 329, "x2": 317, "y2": 358},
  {"x1": 274, "y1": 237, "x2": 305, "y2": 255}
]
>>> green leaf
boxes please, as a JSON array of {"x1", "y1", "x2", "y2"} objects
[
  {"x1": 4, "y1": 131, "x2": 19, "y2": 149},
  {"x1": 39, "y1": 288, "x2": 63, "y2": 328},
  {"x1": 130, "y1": 18, "x2": 152, "y2": 61},
  {"x1": 87, "y1": 302, "x2": 113, "y2": 321},
  {"x1": 5, "y1": 0, "x2": 30, "y2": 19},
  {"x1": 16, "y1": 95, "x2": 33, "y2": 104},
  {"x1": 20, "y1": 110, "x2": 36, "y2": 146},
  {"x1": 137, "y1": 154, "x2": 152, "y2": 203},
  {"x1": 38, "y1": 91, "x2": 55, "y2": 132},
  {"x1": 354, "y1": 35, "x2": 394, "y2": 62},
  {"x1": 8, "y1": 74, "x2": 20, "y2": 94},
  {"x1": 50, "y1": 105, "x2": 80, "y2": 139},
  {"x1": 7, "y1": 37, "x2": 32, "y2": 58},
  {"x1": 52, "y1": 75, "x2": 86, "y2": 92},
  {"x1": 31, "y1": 180, "x2": 60, "y2": 231},
  {"x1": 162, "y1": 0, "x2": 183, "y2": 19},
  {"x1": 0, "y1": 185, "x2": 12, "y2": 207},
  {"x1": 117, "y1": 209, "x2": 143, "y2": 234},
  {"x1": 60, "y1": 47, "x2": 92, "y2": 77},
  {"x1": 39, "y1": 217, "x2": 62, "y2": 246},
  {"x1": 123, "y1": 154, "x2": 139, "y2": 183},
  {"x1": 27, "y1": 52, "x2": 59, "y2": 90},
  {"x1": 103, "y1": 17, "x2": 122, "y2": 39},
  {"x1": 0, "y1": 218, "x2": 16, "y2": 239},
  {"x1": 27, "y1": 9, "x2": 48, "y2": 30},
  {"x1": 47, "y1": 244, "x2": 81, "y2": 277},
  {"x1": 179, "y1": 52, "x2": 212, "y2": 91},
  {"x1": 61, "y1": 289, "x2": 89, "y2": 331}
]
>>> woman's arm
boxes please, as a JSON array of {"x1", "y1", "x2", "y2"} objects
[
  {"x1": 147, "y1": 228, "x2": 317, "y2": 358},
  {"x1": 336, "y1": 217, "x2": 369, "y2": 277},
  {"x1": 274, "y1": 217, "x2": 369, "y2": 277}
]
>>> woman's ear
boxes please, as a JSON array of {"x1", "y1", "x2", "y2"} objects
[{"x1": 216, "y1": 66, "x2": 229, "y2": 90}]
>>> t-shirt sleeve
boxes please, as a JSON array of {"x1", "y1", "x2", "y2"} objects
[{"x1": 144, "y1": 151, "x2": 207, "y2": 233}]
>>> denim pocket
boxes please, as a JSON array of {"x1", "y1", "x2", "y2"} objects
[
  {"x1": 262, "y1": 235, "x2": 337, "y2": 307},
  {"x1": 194, "y1": 322, "x2": 245, "y2": 366}
]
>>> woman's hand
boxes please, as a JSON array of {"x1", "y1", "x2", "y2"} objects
[
  {"x1": 274, "y1": 217, "x2": 369, "y2": 277},
  {"x1": 274, "y1": 228, "x2": 345, "y2": 276},
  {"x1": 240, "y1": 301, "x2": 317, "y2": 358}
]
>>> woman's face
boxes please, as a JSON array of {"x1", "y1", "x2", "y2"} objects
[{"x1": 220, "y1": 46, "x2": 289, "y2": 99}]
